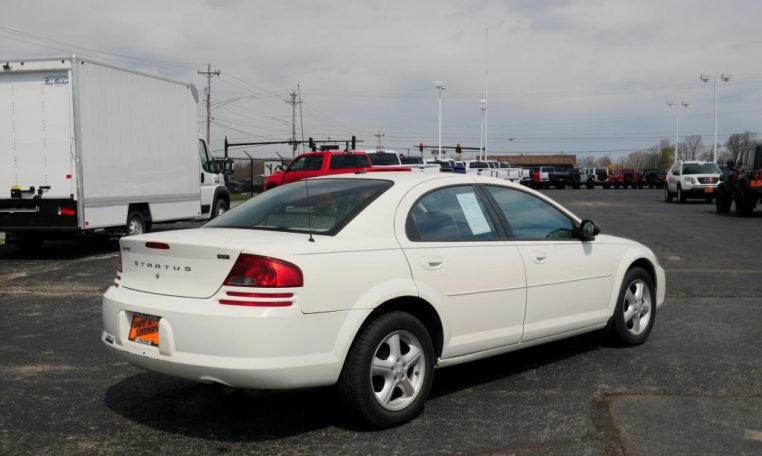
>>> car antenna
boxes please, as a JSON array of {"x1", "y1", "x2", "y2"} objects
[{"x1": 305, "y1": 178, "x2": 315, "y2": 242}]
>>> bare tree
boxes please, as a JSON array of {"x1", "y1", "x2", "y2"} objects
[
  {"x1": 725, "y1": 131, "x2": 757, "y2": 162},
  {"x1": 683, "y1": 135, "x2": 703, "y2": 160}
]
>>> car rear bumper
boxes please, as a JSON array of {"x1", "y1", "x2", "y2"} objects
[{"x1": 101, "y1": 285, "x2": 371, "y2": 389}]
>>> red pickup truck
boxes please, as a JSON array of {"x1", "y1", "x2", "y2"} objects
[
  {"x1": 264, "y1": 151, "x2": 410, "y2": 190},
  {"x1": 608, "y1": 168, "x2": 639, "y2": 189}
]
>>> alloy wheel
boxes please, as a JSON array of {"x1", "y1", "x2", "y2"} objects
[
  {"x1": 370, "y1": 330, "x2": 426, "y2": 411},
  {"x1": 622, "y1": 279, "x2": 652, "y2": 336}
]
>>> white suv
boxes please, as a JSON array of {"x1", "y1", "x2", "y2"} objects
[{"x1": 664, "y1": 160, "x2": 721, "y2": 203}]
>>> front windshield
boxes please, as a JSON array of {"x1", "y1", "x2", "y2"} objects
[
  {"x1": 206, "y1": 179, "x2": 393, "y2": 235},
  {"x1": 367, "y1": 152, "x2": 400, "y2": 166},
  {"x1": 401, "y1": 156, "x2": 423, "y2": 164},
  {"x1": 682, "y1": 163, "x2": 721, "y2": 175}
]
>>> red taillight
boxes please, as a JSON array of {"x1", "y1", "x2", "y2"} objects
[
  {"x1": 145, "y1": 242, "x2": 170, "y2": 250},
  {"x1": 223, "y1": 254, "x2": 303, "y2": 288},
  {"x1": 58, "y1": 206, "x2": 76, "y2": 216}
]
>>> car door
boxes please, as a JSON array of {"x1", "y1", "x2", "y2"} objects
[
  {"x1": 482, "y1": 185, "x2": 615, "y2": 342},
  {"x1": 396, "y1": 182, "x2": 527, "y2": 359},
  {"x1": 198, "y1": 139, "x2": 220, "y2": 216}
]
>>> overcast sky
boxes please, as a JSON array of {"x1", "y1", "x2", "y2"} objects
[{"x1": 3, "y1": 0, "x2": 762, "y2": 160}]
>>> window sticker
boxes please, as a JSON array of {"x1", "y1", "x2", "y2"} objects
[{"x1": 455, "y1": 192, "x2": 491, "y2": 235}]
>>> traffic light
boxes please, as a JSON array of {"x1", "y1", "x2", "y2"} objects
[
  {"x1": 455, "y1": 143, "x2": 462, "y2": 154},
  {"x1": 351, "y1": 135, "x2": 356, "y2": 150},
  {"x1": 308, "y1": 137, "x2": 316, "y2": 151},
  {"x1": 419, "y1": 142, "x2": 424, "y2": 153}
]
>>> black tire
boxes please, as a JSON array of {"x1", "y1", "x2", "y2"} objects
[
  {"x1": 125, "y1": 211, "x2": 146, "y2": 236},
  {"x1": 735, "y1": 189, "x2": 754, "y2": 217},
  {"x1": 715, "y1": 186, "x2": 731, "y2": 213},
  {"x1": 677, "y1": 185, "x2": 686, "y2": 203},
  {"x1": 338, "y1": 311, "x2": 435, "y2": 429},
  {"x1": 664, "y1": 186, "x2": 673, "y2": 202},
  {"x1": 607, "y1": 267, "x2": 656, "y2": 346},
  {"x1": 211, "y1": 199, "x2": 228, "y2": 219}
]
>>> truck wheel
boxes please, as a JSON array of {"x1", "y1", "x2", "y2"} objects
[
  {"x1": 715, "y1": 187, "x2": 731, "y2": 213},
  {"x1": 735, "y1": 189, "x2": 754, "y2": 217},
  {"x1": 677, "y1": 186, "x2": 686, "y2": 203},
  {"x1": 338, "y1": 311, "x2": 435, "y2": 428},
  {"x1": 211, "y1": 199, "x2": 228, "y2": 219},
  {"x1": 664, "y1": 186, "x2": 673, "y2": 202},
  {"x1": 607, "y1": 267, "x2": 656, "y2": 346},
  {"x1": 126, "y1": 211, "x2": 146, "y2": 236}
]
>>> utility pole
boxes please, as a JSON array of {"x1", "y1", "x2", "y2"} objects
[
  {"x1": 374, "y1": 131, "x2": 385, "y2": 149},
  {"x1": 285, "y1": 90, "x2": 301, "y2": 158},
  {"x1": 197, "y1": 64, "x2": 220, "y2": 147}
]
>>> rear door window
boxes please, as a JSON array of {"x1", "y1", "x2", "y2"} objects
[
  {"x1": 329, "y1": 154, "x2": 370, "y2": 169},
  {"x1": 407, "y1": 186, "x2": 498, "y2": 242}
]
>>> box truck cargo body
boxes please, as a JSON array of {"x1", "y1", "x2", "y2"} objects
[{"x1": 0, "y1": 57, "x2": 229, "y2": 245}]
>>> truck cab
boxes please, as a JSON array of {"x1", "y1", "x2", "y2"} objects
[{"x1": 197, "y1": 138, "x2": 231, "y2": 220}]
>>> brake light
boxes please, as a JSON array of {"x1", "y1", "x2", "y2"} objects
[
  {"x1": 223, "y1": 254, "x2": 303, "y2": 288},
  {"x1": 58, "y1": 206, "x2": 76, "y2": 216},
  {"x1": 145, "y1": 242, "x2": 170, "y2": 250}
]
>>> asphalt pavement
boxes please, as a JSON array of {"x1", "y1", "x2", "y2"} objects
[{"x1": 0, "y1": 188, "x2": 760, "y2": 455}]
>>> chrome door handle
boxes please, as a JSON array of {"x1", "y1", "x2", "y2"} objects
[{"x1": 421, "y1": 256, "x2": 444, "y2": 270}]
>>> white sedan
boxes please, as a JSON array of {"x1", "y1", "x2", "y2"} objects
[{"x1": 102, "y1": 172, "x2": 665, "y2": 428}]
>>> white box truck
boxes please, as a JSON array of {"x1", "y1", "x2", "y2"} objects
[{"x1": 0, "y1": 56, "x2": 231, "y2": 248}]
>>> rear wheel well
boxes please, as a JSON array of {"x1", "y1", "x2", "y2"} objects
[
  {"x1": 356, "y1": 297, "x2": 444, "y2": 358},
  {"x1": 629, "y1": 258, "x2": 656, "y2": 289},
  {"x1": 127, "y1": 203, "x2": 151, "y2": 224}
]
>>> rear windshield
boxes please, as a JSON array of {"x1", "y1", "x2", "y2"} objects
[
  {"x1": 401, "y1": 156, "x2": 423, "y2": 164},
  {"x1": 207, "y1": 179, "x2": 393, "y2": 235},
  {"x1": 329, "y1": 154, "x2": 370, "y2": 169},
  {"x1": 682, "y1": 163, "x2": 720, "y2": 175},
  {"x1": 470, "y1": 161, "x2": 489, "y2": 169},
  {"x1": 367, "y1": 152, "x2": 400, "y2": 166}
]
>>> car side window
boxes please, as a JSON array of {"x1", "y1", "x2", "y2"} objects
[
  {"x1": 330, "y1": 154, "x2": 368, "y2": 169},
  {"x1": 486, "y1": 186, "x2": 576, "y2": 240},
  {"x1": 407, "y1": 186, "x2": 498, "y2": 242},
  {"x1": 289, "y1": 155, "x2": 324, "y2": 172}
]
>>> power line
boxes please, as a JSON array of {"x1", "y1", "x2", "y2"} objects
[{"x1": 198, "y1": 65, "x2": 221, "y2": 146}]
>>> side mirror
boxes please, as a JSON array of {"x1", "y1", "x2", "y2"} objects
[
  {"x1": 224, "y1": 158, "x2": 235, "y2": 175},
  {"x1": 580, "y1": 219, "x2": 600, "y2": 241}
]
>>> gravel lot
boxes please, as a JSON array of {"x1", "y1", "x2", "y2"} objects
[{"x1": 1, "y1": 188, "x2": 760, "y2": 455}]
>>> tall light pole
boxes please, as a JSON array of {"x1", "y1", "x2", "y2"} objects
[
  {"x1": 434, "y1": 81, "x2": 446, "y2": 159},
  {"x1": 700, "y1": 73, "x2": 732, "y2": 163},
  {"x1": 667, "y1": 100, "x2": 689, "y2": 163},
  {"x1": 479, "y1": 99, "x2": 487, "y2": 161}
]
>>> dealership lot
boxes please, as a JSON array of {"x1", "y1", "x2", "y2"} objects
[{"x1": 0, "y1": 189, "x2": 760, "y2": 455}]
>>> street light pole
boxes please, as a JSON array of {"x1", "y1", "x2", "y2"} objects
[
  {"x1": 700, "y1": 73, "x2": 732, "y2": 163},
  {"x1": 667, "y1": 101, "x2": 689, "y2": 163},
  {"x1": 435, "y1": 81, "x2": 446, "y2": 160}
]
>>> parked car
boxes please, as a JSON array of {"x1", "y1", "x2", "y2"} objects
[
  {"x1": 530, "y1": 166, "x2": 554, "y2": 189},
  {"x1": 547, "y1": 168, "x2": 582, "y2": 189},
  {"x1": 103, "y1": 172, "x2": 665, "y2": 428},
  {"x1": 226, "y1": 180, "x2": 244, "y2": 194},
  {"x1": 585, "y1": 168, "x2": 611, "y2": 189},
  {"x1": 264, "y1": 151, "x2": 409, "y2": 190},
  {"x1": 664, "y1": 160, "x2": 721, "y2": 203},
  {"x1": 638, "y1": 169, "x2": 662, "y2": 189},
  {"x1": 715, "y1": 145, "x2": 762, "y2": 216},
  {"x1": 608, "y1": 168, "x2": 639, "y2": 189}
]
